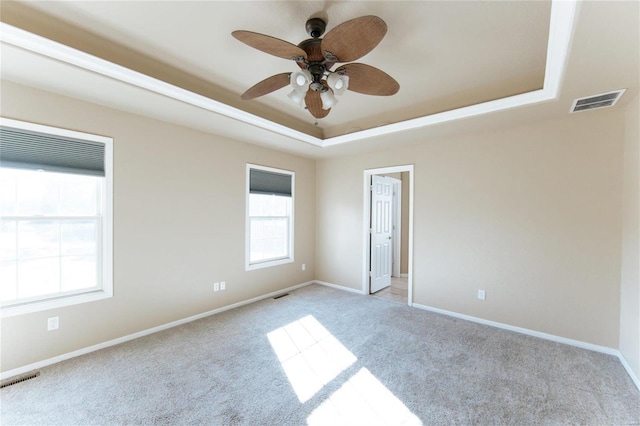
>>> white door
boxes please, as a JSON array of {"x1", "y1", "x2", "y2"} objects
[{"x1": 370, "y1": 175, "x2": 393, "y2": 293}]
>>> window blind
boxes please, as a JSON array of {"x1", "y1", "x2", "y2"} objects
[
  {"x1": 249, "y1": 169, "x2": 292, "y2": 197},
  {"x1": 0, "y1": 126, "x2": 105, "y2": 177}
]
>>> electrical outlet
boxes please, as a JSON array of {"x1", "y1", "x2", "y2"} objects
[
  {"x1": 302, "y1": 264, "x2": 306, "y2": 271},
  {"x1": 220, "y1": 281, "x2": 226, "y2": 291},
  {"x1": 478, "y1": 290, "x2": 486, "y2": 300},
  {"x1": 214, "y1": 282, "x2": 220, "y2": 292},
  {"x1": 47, "y1": 316, "x2": 59, "y2": 331}
]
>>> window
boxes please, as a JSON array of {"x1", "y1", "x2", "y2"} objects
[
  {"x1": 246, "y1": 164, "x2": 294, "y2": 270},
  {"x1": 0, "y1": 118, "x2": 113, "y2": 316}
]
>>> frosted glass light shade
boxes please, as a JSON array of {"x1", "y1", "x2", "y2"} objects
[
  {"x1": 287, "y1": 89, "x2": 306, "y2": 107},
  {"x1": 320, "y1": 90, "x2": 338, "y2": 110},
  {"x1": 327, "y1": 73, "x2": 349, "y2": 96},
  {"x1": 290, "y1": 70, "x2": 312, "y2": 92}
]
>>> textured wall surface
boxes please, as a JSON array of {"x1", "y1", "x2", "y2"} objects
[
  {"x1": 620, "y1": 94, "x2": 640, "y2": 378},
  {"x1": 1, "y1": 80, "x2": 633, "y2": 374},
  {"x1": 1, "y1": 82, "x2": 316, "y2": 372},
  {"x1": 316, "y1": 110, "x2": 625, "y2": 348}
]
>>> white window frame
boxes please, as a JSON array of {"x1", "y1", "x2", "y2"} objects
[
  {"x1": 0, "y1": 117, "x2": 113, "y2": 317},
  {"x1": 246, "y1": 164, "x2": 294, "y2": 271}
]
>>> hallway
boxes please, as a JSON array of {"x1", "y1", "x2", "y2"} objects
[{"x1": 372, "y1": 277, "x2": 408, "y2": 304}]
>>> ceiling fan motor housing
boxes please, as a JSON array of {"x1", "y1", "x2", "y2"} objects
[
  {"x1": 306, "y1": 18, "x2": 326, "y2": 38},
  {"x1": 306, "y1": 63, "x2": 326, "y2": 91}
]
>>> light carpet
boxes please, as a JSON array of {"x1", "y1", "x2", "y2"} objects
[{"x1": 1, "y1": 284, "x2": 639, "y2": 425}]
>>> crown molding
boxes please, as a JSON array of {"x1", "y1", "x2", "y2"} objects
[{"x1": 0, "y1": 0, "x2": 577, "y2": 148}]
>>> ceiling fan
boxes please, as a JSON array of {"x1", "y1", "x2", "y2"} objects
[{"x1": 232, "y1": 15, "x2": 400, "y2": 119}]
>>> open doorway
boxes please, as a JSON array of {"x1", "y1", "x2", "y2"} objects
[{"x1": 362, "y1": 165, "x2": 414, "y2": 306}]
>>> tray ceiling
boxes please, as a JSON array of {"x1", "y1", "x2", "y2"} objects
[
  {"x1": 1, "y1": 1, "x2": 551, "y2": 138},
  {"x1": 1, "y1": 1, "x2": 637, "y2": 159}
]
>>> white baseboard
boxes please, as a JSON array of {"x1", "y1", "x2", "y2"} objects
[
  {"x1": 0, "y1": 280, "x2": 315, "y2": 380},
  {"x1": 400, "y1": 273, "x2": 409, "y2": 278},
  {"x1": 324, "y1": 283, "x2": 640, "y2": 391},
  {"x1": 618, "y1": 351, "x2": 640, "y2": 391},
  {"x1": 412, "y1": 303, "x2": 619, "y2": 356},
  {"x1": 6, "y1": 281, "x2": 638, "y2": 393},
  {"x1": 413, "y1": 302, "x2": 640, "y2": 391},
  {"x1": 314, "y1": 280, "x2": 365, "y2": 295}
]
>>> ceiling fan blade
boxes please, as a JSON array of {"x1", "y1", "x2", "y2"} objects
[
  {"x1": 232, "y1": 30, "x2": 307, "y2": 61},
  {"x1": 321, "y1": 16, "x2": 387, "y2": 62},
  {"x1": 305, "y1": 90, "x2": 330, "y2": 119},
  {"x1": 241, "y1": 73, "x2": 291, "y2": 100},
  {"x1": 338, "y1": 63, "x2": 399, "y2": 96}
]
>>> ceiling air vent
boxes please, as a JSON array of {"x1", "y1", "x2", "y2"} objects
[{"x1": 570, "y1": 89, "x2": 626, "y2": 113}]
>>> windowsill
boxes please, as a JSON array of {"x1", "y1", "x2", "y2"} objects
[
  {"x1": 1, "y1": 289, "x2": 113, "y2": 318},
  {"x1": 246, "y1": 257, "x2": 294, "y2": 271}
]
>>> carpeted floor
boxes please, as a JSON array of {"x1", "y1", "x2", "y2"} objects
[{"x1": 2, "y1": 284, "x2": 639, "y2": 425}]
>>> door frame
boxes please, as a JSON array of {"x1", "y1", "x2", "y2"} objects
[
  {"x1": 362, "y1": 165, "x2": 414, "y2": 306},
  {"x1": 390, "y1": 177, "x2": 402, "y2": 278}
]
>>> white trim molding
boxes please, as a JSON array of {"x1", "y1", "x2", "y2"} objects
[
  {"x1": 0, "y1": 117, "x2": 113, "y2": 318},
  {"x1": 0, "y1": 0, "x2": 578, "y2": 147},
  {"x1": 363, "y1": 165, "x2": 414, "y2": 306},
  {"x1": 314, "y1": 280, "x2": 366, "y2": 295},
  {"x1": 0, "y1": 280, "x2": 315, "y2": 381},
  {"x1": 619, "y1": 353, "x2": 640, "y2": 391},
  {"x1": 4, "y1": 280, "x2": 638, "y2": 394},
  {"x1": 245, "y1": 163, "x2": 295, "y2": 271},
  {"x1": 0, "y1": 24, "x2": 322, "y2": 148},
  {"x1": 412, "y1": 303, "x2": 619, "y2": 356},
  {"x1": 412, "y1": 303, "x2": 640, "y2": 391}
]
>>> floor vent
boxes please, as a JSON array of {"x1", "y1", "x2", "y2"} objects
[
  {"x1": 273, "y1": 293, "x2": 290, "y2": 300},
  {"x1": 570, "y1": 89, "x2": 626, "y2": 113},
  {"x1": 1, "y1": 371, "x2": 40, "y2": 389}
]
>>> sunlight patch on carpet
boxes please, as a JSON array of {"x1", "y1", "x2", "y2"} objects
[
  {"x1": 267, "y1": 315, "x2": 357, "y2": 403},
  {"x1": 307, "y1": 367, "x2": 422, "y2": 426}
]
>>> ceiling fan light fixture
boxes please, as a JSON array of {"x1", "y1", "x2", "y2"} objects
[
  {"x1": 287, "y1": 89, "x2": 306, "y2": 107},
  {"x1": 233, "y1": 15, "x2": 398, "y2": 119},
  {"x1": 320, "y1": 90, "x2": 338, "y2": 110},
  {"x1": 290, "y1": 69, "x2": 312, "y2": 92},
  {"x1": 327, "y1": 73, "x2": 349, "y2": 96}
]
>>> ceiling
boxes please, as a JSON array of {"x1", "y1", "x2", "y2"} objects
[{"x1": 0, "y1": 1, "x2": 638, "y2": 159}]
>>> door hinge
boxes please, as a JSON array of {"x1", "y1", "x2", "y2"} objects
[
  {"x1": 370, "y1": 184, "x2": 374, "y2": 192},
  {"x1": 369, "y1": 228, "x2": 373, "y2": 234},
  {"x1": 369, "y1": 271, "x2": 373, "y2": 277}
]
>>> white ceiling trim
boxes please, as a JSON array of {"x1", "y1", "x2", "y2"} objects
[
  {"x1": 0, "y1": 0, "x2": 577, "y2": 148},
  {"x1": 0, "y1": 22, "x2": 323, "y2": 147},
  {"x1": 324, "y1": 0, "x2": 578, "y2": 147}
]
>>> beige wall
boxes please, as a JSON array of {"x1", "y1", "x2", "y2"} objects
[
  {"x1": 0, "y1": 81, "x2": 316, "y2": 373},
  {"x1": 316, "y1": 110, "x2": 624, "y2": 348},
  {"x1": 620, "y1": 94, "x2": 640, "y2": 377},
  {"x1": 1, "y1": 80, "x2": 634, "y2": 373}
]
